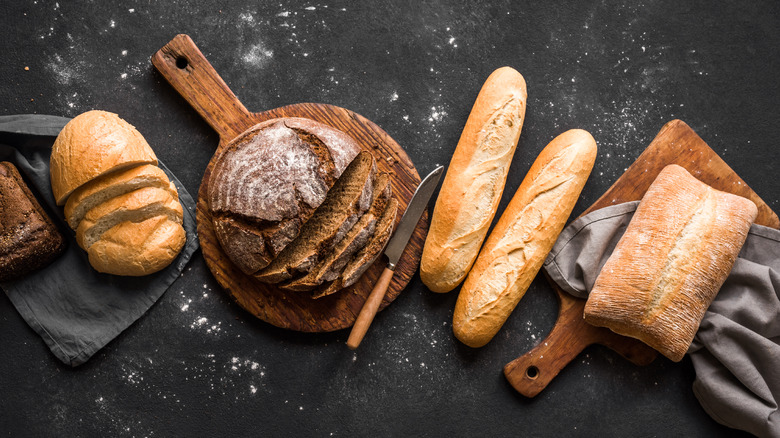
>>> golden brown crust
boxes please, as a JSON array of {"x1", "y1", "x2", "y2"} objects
[
  {"x1": 453, "y1": 129, "x2": 597, "y2": 348},
  {"x1": 50, "y1": 111, "x2": 158, "y2": 205},
  {"x1": 86, "y1": 215, "x2": 186, "y2": 276},
  {"x1": 64, "y1": 164, "x2": 174, "y2": 230},
  {"x1": 421, "y1": 67, "x2": 527, "y2": 293},
  {"x1": 583, "y1": 164, "x2": 757, "y2": 362},
  {"x1": 76, "y1": 185, "x2": 183, "y2": 250}
]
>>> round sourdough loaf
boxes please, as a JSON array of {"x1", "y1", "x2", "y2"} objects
[
  {"x1": 50, "y1": 110, "x2": 159, "y2": 205},
  {"x1": 207, "y1": 117, "x2": 361, "y2": 275}
]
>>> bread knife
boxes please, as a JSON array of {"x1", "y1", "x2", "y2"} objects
[{"x1": 347, "y1": 165, "x2": 444, "y2": 349}]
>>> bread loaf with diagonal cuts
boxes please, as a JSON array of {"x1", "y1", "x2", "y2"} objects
[{"x1": 208, "y1": 117, "x2": 361, "y2": 274}]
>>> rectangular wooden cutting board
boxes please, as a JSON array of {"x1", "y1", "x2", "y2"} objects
[{"x1": 504, "y1": 119, "x2": 779, "y2": 397}]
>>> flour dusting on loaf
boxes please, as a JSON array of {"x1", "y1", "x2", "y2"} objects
[
  {"x1": 421, "y1": 66, "x2": 528, "y2": 293},
  {"x1": 208, "y1": 117, "x2": 361, "y2": 274},
  {"x1": 583, "y1": 164, "x2": 758, "y2": 362}
]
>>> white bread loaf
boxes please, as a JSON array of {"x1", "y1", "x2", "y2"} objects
[
  {"x1": 50, "y1": 110, "x2": 158, "y2": 205},
  {"x1": 75, "y1": 184, "x2": 183, "y2": 250},
  {"x1": 51, "y1": 110, "x2": 187, "y2": 276},
  {"x1": 64, "y1": 164, "x2": 176, "y2": 229},
  {"x1": 583, "y1": 164, "x2": 757, "y2": 362},
  {"x1": 87, "y1": 215, "x2": 186, "y2": 276},
  {"x1": 453, "y1": 129, "x2": 597, "y2": 348},
  {"x1": 421, "y1": 67, "x2": 527, "y2": 293}
]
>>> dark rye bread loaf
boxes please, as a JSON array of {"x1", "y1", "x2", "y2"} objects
[
  {"x1": 312, "y1": 197, "x2": 398, "y2": 299},
  {"x1": 208, "y1": 117, "x2": 361, "y2": 274},
  {"x1": 254, "y1": 151, "x2": 376, "y2": 284},
  {"x1": 0, "y1": 162, "x2": 65, "y2": 281},
  {"x1": 280, "y1": 173, "x2": 392, "y2": 292}
]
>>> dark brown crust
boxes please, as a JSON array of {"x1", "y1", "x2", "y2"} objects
[
  {"x1": 0, "y1": 162, "x2": 65, "y2": 281},
  {"x1": 208, "y1": 117, "x2": 360, "y2": 274},
  {"x1": 253, "y1": 152, "x2": 376, "y2": 284},
  {"x1": 279, "y1": 173, "x2": 392, "y2": 292}
]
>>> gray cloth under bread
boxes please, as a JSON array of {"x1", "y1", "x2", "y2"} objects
[
  {"x1": 544, "y1": 201, "x2": 780, "y2": 438},
  {"x1": 0, "y1": 114, "x2": 199, "y2": 367}
]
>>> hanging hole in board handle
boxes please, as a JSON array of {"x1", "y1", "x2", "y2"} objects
[
  {"x1": 175, "y1": 56, "x2": 188, "y2": 69},
  {"x1": 525, "y1": 365, "x2": 539, "y2": 380}
]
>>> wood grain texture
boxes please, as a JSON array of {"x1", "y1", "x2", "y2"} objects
[
  {"x1": 152, "y1": 34, "x2": 424, "y2": 332},
  {"x1": 504, "y1": 119, "x2": 779, "y2": 397}
]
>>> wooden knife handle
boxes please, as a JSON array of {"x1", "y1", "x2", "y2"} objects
[
  {"x1": 151, "y1": 34, "x2": 252, "y2": 142},
  {"x1": 347, "y1": 266, "x2": 395, "y2": 349}
]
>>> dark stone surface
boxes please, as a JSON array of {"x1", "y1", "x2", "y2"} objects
[{"x1": 1, "y1": 1, "x2": 776, "y2": 436}]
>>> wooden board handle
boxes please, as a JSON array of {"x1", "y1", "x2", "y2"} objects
[
  {"x1": 503, "y1": 289, "x2": 657, "y2": 397},
  {"x1": 347, "y1": 266, "x2": 395, "y2": 349},
  {"x1": 151, "y1": 34, "x2": 253, "y2": 142}
]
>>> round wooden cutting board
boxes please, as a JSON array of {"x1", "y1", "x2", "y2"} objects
[{"x1": 152, "y1": 34, "x2": 425, "y2": 332}]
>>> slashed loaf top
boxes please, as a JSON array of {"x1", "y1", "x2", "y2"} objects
[
  {"x1": 584, "y1": 164, "x2": 758, "y2": 362},
  {"x1": 208, "y1": 117, "x2": 360, "y2": 222}
]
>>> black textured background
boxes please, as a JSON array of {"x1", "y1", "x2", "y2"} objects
[{"x1": 1, "y1": 1, "x2": 777, "y2": 436}]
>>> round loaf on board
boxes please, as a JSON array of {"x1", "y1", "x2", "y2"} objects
[
  {"x1": 50, "y1": 110, "x2": 159, "y2": 206},
  {"x1": 207, "y1": 117, "x2": 361, "y2": 275}
]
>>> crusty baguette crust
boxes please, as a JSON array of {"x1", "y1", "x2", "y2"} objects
[
  {"x1": 50, "y1": 110, "x2": 158, "y2": 205},
  {"x1": 64, "y1": 164, "x2": 175, "y2": 230},
  {"x1": 453, "y1": 129, "x2": 597, "y2": 347},
  {"x1": 421, "y1": 67, "x2": 527, "y2": 293},
  {"x1": 583, "y1": 164, "x2": 757, "y2": 362}
]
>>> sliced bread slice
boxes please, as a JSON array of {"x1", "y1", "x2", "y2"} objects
[
  {"x1": 64, "y1": 164, "x2": 175, "y2": 230},
  {"x1": 311, "y1": 197, "x2": 398, "y2": 299},
  {"x1": 253, "y1": 151, "x2": 376, "y2": 284},
  {"x1": 87, "y1": 215, "x2": 186, "y2": 276},
  {"x1": 76, "y1": 184, "x2": 183, "y2": 250},
  {"x1": 280, "y1": 173, "x2": 392, "y2": 292}
]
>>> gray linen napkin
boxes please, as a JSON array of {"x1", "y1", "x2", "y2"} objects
[
  {"x1": 0, "y1": 114, "x2": 199, "y2": 367},
  {"x1": 544, "y1": 201, "x2": 780, "y2": 437}
]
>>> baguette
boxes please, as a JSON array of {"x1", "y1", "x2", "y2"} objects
[
  {"x1": 583, "y1": 165, "x2": 757, "y2": 362},
  {"x1": 420, "y1": 66, "x2": 527, "y2": 293},
  {"x1": 453, "y1": 129, "x2": 597, "y2": 347}
]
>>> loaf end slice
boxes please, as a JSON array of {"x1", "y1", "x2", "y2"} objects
[
  {"x1": 87, "y1": 215, "x2": 186, "y2": 276},
  {"x1": 583, "y1": 164, "x2": 758, "y2": 362},
  {"x1": 253, "y1": 151, "x2": 376, "y2": 284},
  {"x1": 0, "y1": 162, "x2": 65, "y2": 281}
]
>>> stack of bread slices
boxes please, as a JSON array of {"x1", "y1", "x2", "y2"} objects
[
  {"x1": 50, "y1": 110, "x2": 186, "y2": 276},
  {"x1": 207, "y1": 117, "x2": 397, "y2": 299}
]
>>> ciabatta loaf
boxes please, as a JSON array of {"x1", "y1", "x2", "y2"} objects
[
  {"x1": 208, "y1": 117, "x2": 361, "y2": 274},
  {"x1": 583, "y1": 164, "x2": 757, "y2": 362},
  {"x1": 421, "y1": 67, "x2": 527, "y2": 293},
  {"x1": 453, "y1": 129, "x2": 597, "y2": 348}
]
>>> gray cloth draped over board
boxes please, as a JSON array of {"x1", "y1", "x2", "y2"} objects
[
  {"x1": 0, "y1": 115, "x2": 199, "y2": 367},
  {"x1": 544, "y1": 201, "x2": 780, "y2": 438}
]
